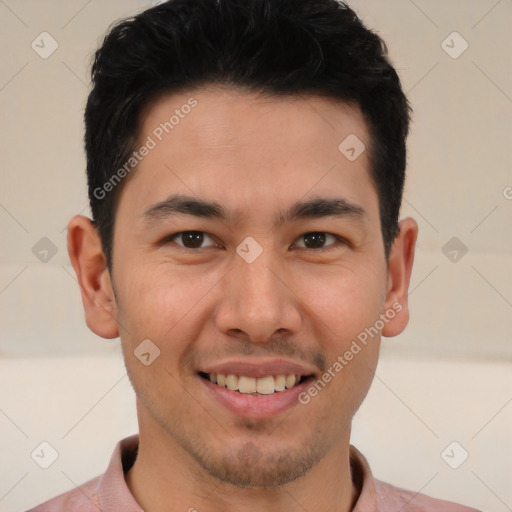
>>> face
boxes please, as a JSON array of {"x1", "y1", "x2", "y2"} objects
[{"x1": 76, "y1": 87, "x2": 415, "y2": 488}]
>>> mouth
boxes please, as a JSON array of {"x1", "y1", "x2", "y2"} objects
[
  {"x1": 198, "y1": 371, "x2": 312, "y2": 396},
  {"x1": 196, "y1": 359, "x2": 319, "y2": 418}
]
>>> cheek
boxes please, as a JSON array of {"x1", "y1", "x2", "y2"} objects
[
  {"x1": 114, "y1": 265, "x2": 209, "y2": 400},
  {"x1": 115, "y1": 261, "x2": 219, "y2": 348},
  {"x1": 295, "y1": 263, "x2": 386, "y2": 346},
  {"x1": 295, "y1": 264, "x2": 384, "y2": 404}
]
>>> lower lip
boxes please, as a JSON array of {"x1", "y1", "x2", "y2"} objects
[{"x1": 199, "y1": 375, "x2": 315, "y2": 419}]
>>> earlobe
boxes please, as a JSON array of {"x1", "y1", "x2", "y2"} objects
[
  {"x1": 381, "y1": 217, "x2": 418, "y2": 338},
  {"x1": 67, "y1": 215, "x2": 119, "y2": 339}
]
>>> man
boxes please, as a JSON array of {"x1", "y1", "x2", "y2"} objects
[{"x1": 28, "y1": 0, "x2": 480, "y2": 510}]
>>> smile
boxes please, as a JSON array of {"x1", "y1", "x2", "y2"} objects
[
  {"x1": 199, "y1": 372, "x2": 308, "y2": 395},
  {"x1": 198, "y1": 371, "x2": 316, "y2": 419}
]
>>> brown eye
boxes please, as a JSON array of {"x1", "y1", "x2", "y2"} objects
[
  {"x1": 166, "y1": 231, "x2": 216, "y2": 249},
  {"x1": 295, "y1": 232, "x2": 340, "y2": 250}
]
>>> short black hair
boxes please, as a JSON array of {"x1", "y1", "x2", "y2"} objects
[{"x1": 85, "y1": 0, "x2": 412, "y2": 269}]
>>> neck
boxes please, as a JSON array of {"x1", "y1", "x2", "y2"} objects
[{"x1": 126, "y1": 414, "x2": 359, "y2": 512}]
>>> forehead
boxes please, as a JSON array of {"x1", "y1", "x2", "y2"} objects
[
  {"x1": 119, "y1": 86, "x2": 377, "y2": 223},
  {"x1": 141, "y1": 87, "x2": 370, "y2": 157}
]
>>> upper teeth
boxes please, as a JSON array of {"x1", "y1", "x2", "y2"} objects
[{"x1": 207, "y1": 373, "x2": 302, "y2": 395}]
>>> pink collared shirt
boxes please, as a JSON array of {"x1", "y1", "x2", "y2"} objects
[{"x1": 26, "y1": 435, "x2": 480, "y2": 512}]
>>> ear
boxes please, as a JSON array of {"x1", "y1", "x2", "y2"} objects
[
  {"x1": 67, "y1": 215, "x2": 119, "y2": 339},
  {"x1": 381, "y1": 217, "x2": 418, "y2": 338}
]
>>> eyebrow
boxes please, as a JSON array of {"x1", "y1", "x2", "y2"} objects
[{"x1": 141, "y1": 193, "x2": 366, "y2": 229}]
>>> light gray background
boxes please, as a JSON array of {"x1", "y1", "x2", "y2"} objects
[{"x1": 0, "y1": 0, "x2": 511, "y2": 511}]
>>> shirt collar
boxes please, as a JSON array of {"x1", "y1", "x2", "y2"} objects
[
  {"x1": 96, "y1": 434, "x2": 143, "y2": 512},
  {"x1": 349, "y1": 444, "x2": 379, "y2": 511}
]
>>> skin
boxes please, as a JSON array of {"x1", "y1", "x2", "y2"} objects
[{"x1": 68, "y1": 86, "x2": 417, "y2": 512}]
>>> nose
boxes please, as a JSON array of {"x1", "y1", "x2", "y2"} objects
[{"x1": 214, "y1": 249, "x2": 302, "y2": 344}]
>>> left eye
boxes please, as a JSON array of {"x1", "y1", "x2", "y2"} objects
[{"x1": 294, "y1": 232, "x2": 340, "y2": 250}]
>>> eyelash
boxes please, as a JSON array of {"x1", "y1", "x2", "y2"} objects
[{"x1": 161, "y1": 231, "x2": 348, "y2": 253}]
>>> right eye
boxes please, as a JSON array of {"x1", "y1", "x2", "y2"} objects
[{"x1": 162, "y1": 231, "x2": 220, "y2": 250}]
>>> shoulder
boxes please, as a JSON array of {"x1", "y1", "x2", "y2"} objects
[
  {"x1": 374, "y1": 478, "x2": 482, "y2": 512},
  {"x1": 25, "y1": 475, "x2": 102, "y2": 512}
]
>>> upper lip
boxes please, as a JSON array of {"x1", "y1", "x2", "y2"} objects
[{"x1": 198, "y1": 359, "x2": 317, "y2": 379}]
